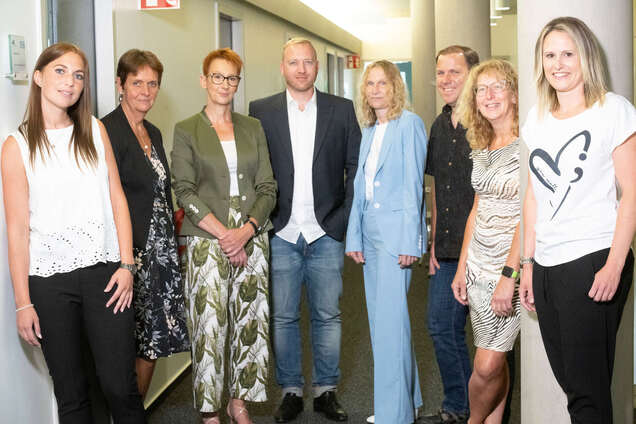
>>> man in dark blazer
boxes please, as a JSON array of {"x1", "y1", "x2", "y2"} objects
[{"x1": 249, "y1": 38, "x2": 361, "y2": 423}]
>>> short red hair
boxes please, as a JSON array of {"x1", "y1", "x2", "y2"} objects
[{"x1": 202, "y1": 48, "x2": 243, "y2": 75}]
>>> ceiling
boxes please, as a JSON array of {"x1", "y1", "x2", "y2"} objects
[{"x1": 299, "y1": 0, "x2": 411, "y2": 41}]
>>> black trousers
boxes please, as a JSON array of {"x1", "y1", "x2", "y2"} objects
[
  {"x1": 29, "y1": 261, "x2": 145, "y2": 424},
  {"x1": 533, "y1": 248, "x2": 634, "y2": 424}
]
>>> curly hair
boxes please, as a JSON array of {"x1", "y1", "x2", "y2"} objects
[
  {"x1": 533, "y1": 17, "x2": 607, "y2": 117},
  {"x1": 358, "y1": 60, "x2": 408, "y2": 127},
  {"x1": 456, "y1": 59, "x2": 519, "y2": 150}
]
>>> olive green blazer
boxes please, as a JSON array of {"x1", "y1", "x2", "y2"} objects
[{"x1": 171, "y1": 110, "x2": 276, "y2": 239}]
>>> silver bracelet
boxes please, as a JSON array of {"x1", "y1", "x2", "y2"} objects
[
  {"x1": 16, "y1": 303, "x2": 34, "y2": 312},
  {"x1": 520, "y1": 257, "x2": 535, "y2": 266}
]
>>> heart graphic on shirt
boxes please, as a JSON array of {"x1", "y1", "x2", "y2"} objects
[{"x1": 529, "y1": 130, "x2": 591, "y2": 220}]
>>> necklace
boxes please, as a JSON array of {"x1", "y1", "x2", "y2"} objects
[{"x1": 122, "y1": 105, "x2": 151, "y2": 155}]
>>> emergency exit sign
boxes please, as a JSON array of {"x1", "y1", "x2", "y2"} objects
[{"x1": 138, "y1": 0, "x2": 180, "y2": 9}]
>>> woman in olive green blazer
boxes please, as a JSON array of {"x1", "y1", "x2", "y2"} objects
[{"x1": 171, "y1": 48, "x2": 276, "y2": 424}]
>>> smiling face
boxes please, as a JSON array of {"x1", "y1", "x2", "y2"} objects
[
  {"x1": 475, "y1": 72, "x2": 516, "y2": 126},
  {"x1": 200, "y1": 58, "x2": 239, "y2": 107},
  {"x1": 280, "y1": 42, "x2": 318, "y2": 94},
  {"x1": 436, "y1": 52, "x2": 470, "y2": 107},
  {"x1": 35, "y1": 51, "x2": 86, "y2": 112},
  {"x1": 119, "y1": 65, "x2": 159, "y2": 115},
  {"x1": 364, "y1": 66, "x2": 393, "y2": 115},
  {"x1": 542, "y1": 30, "x2": 584, "y2": 96}
]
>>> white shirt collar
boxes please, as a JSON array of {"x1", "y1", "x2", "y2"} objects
[{"x1": 286, "y1": 88, "x2": 317, "y2": 110}]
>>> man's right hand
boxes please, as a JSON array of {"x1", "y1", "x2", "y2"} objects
[
  {"x1": 346, "y1": 251, "x2": 365, "y2": 264},
  {"x1": 428, "y1": 242, "x2": 440, "y2": 275}
]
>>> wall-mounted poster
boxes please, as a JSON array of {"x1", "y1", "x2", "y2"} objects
[{"x1": 138, "y1": 0, "x2": 180, "y2": 10}]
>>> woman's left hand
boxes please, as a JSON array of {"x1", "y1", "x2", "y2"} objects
[
  {"x1": 398, "y1": 255, "x2": 418, "y2": 269},
  {"x1": 588, "y1": 262, "x2": 623, "y2": 302},
  {"x1": 105, "y1": 268, "x2": 134, "y2": 314},
  {"x1": 228, "y1": 248, "x2": 248, "y2": 268},
  {"x1": 491, "y1": 276, "x2": 515, "y2": 316},
  {"x1": 219, "y1": 226, "x2": 253, "y2": 257}
]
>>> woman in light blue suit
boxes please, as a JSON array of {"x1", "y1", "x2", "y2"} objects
[{"x1": 346, "y1": 60, "x2": 427, "y2": 424}]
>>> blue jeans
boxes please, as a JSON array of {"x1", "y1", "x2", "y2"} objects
[
  {"x1": 270, "y1": 234, "x2": 343, "y2": 394},
  {"x1": 427, "y1": 259, "x2": 471, "y2": 415}
]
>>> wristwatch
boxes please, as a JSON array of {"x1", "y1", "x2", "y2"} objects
[
  {"x1": 501, "y1": 265, "x2": 519, "y2": 280},
  {"x1": 119, "y1": 262, "x2": 137, "y2": 276}
]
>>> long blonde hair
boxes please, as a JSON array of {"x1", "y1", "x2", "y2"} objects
[
  {"x1": 534, "y1": 17, "x2": 607, "y2": 117},
  {"x1": 457, "y1": 59, "x2": 519, "y2": 150},
  {"x1": 19, "y1": 42, "x2": 96, "y2": 167},
  {"x1": 358, "y1": 60, "x2": 408, "y2": 127}
]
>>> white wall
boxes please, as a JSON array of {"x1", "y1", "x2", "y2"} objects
[
  {"x1": 0, "y1": 0, "x2": 58, "y2": 422},
  {"x1": 361, "y1": 17, "x2": 412, "y2": 62}
]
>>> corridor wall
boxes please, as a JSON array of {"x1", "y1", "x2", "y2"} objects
[{"x1": 0, "y1": 0, "x2": 59, "y2": 422}]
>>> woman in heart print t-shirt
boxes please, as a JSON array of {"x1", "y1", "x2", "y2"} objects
[{"x1": 520, "y1": 17, "x2": 636, "y2": 423}]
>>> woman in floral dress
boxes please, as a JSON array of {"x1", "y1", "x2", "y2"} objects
[{"x1": 102, "y1": 49, "x2": 190, "y2": 399}]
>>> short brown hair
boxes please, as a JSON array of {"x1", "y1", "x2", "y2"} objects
[
  {"x1": 202, "y1": 48, "x2": 243, "y2": 75},
  {"x1": 436, "y1": 45, "x2": 480, "y2": 69},
  {"x1": 117, "y1": 49, "x2": 164, "y2": 86}
]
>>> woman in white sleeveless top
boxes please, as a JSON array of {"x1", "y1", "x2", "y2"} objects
[{"x1": 1, "y1": 43, "x2": 145, "y2": 423}]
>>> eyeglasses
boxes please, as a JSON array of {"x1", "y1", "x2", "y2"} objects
[
  {"x1": 474, "y1": 80, "x2": 509, "y2": 97},
  {"x1": 207, "y1": 72, "x2": 241, "y2": 87}
]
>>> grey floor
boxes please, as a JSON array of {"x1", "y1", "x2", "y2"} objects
[{"x1": 147, "y1": 257, "x2": 520, "y2": 424}]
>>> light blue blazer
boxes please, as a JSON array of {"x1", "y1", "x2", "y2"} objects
[{"x1": 345, "y1": 110, "x2": 428, "y2": 257}]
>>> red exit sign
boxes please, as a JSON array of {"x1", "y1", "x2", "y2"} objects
[{"x1": 138, "y1": 0, "x2": 180, "y2": 10}]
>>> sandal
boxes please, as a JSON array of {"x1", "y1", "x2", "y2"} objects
[{"x1": 227, "y1": 400, "x2": 253, "y2": 424}]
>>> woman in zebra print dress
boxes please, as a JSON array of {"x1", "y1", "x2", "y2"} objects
[{"x1": 452, "y1": 59, "x2": 521, "y2": 424}]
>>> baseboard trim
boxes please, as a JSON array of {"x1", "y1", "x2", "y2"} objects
[{"x1": 144, "y1": 359, "x2": 191, "y2": 409}]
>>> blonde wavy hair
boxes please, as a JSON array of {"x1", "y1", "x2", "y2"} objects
[
  {"x1": 534, "y1": 16, "x2": 607, "y2": 117},
  {"x1": 358, "y1": 60, "x2": 408, "y2": 127},
  {"x1": 456, "y1": 59, "x2": 519, "y2": 150}
]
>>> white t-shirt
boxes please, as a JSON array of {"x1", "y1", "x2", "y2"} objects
[
  {"x1": 521, "y1": 92, "x2": 636, "y2": 266},
  {"x1": 220, "y1": 139, "x2": 239, "y2": 196},
  {"x1": 11, "y1": 117, "x2": 120, "y2": 276},
  {"x1": 364, "y1": 122, "x2": 388, "y2": 201}
]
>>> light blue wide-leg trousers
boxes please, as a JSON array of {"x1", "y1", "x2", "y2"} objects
[{"x1": 362, "y1": 211, "x2": 422, "y2": 424}]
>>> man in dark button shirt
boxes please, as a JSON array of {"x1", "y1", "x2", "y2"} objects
[{"x1": 420, "y1": 45, "x2": 478, "y2": 424}]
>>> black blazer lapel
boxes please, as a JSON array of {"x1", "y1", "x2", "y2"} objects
[
  {"x1": 313, "y1": 89, "x2": 334, "y2": 163},
  {"x1": 114, "y1": 105, "x2": 153, "y2": 177},
  {"x1": 272, "y1": 92, "x2": 294, "y2": 165}
]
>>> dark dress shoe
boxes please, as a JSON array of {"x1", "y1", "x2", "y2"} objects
[
  {"x1": 313, "y1": 391, "x2": 348, "y2": 421},
  {"x1": 274, "y1": 393, "x2": 303, "y2": 423}
]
